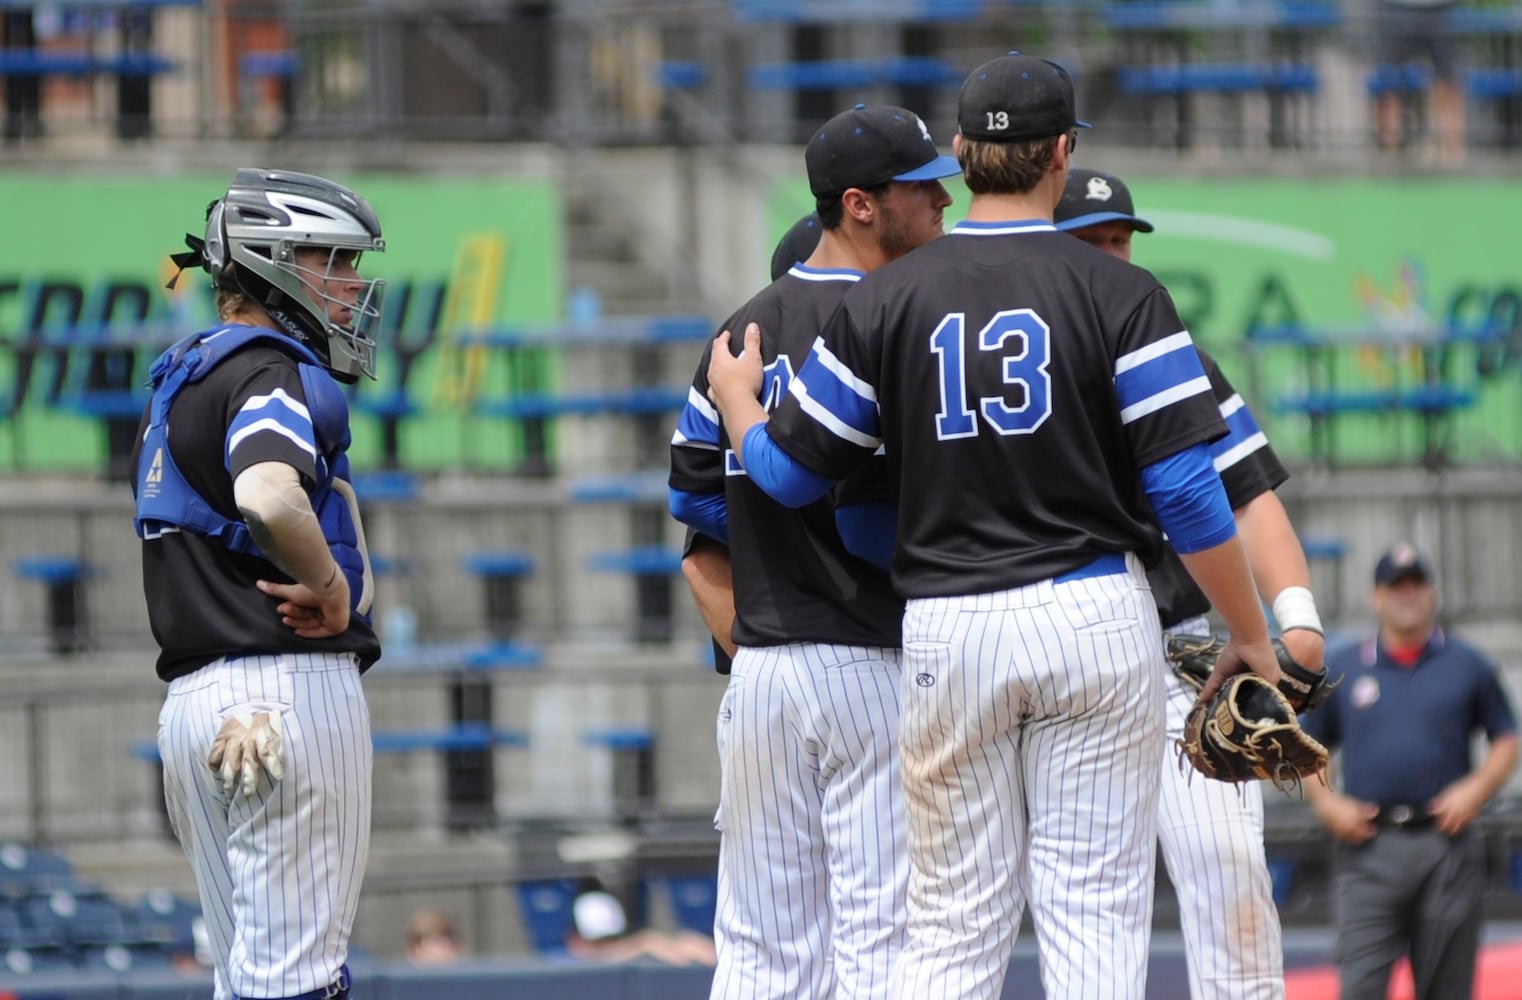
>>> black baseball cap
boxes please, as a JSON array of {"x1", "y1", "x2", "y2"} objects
[
  {"x1": 1373, "y1": 542, "x2": 1433, "y2": 586},
  {"x1": 1054, "y1": 169, "x2": 1154, "y2": 233},
  {"x1": 805, "y1": 104, "x2": 962, "y2": 198},
  {"x1": 770, "y1": 213, "x2": 823, "y2": 282},
  {"x1": 958, "y1": 52, "x2": 1091, "y2": 142}
]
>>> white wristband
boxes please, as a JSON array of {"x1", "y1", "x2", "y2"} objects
[{"x1": 1272, "y1": 585, "x2": 1323, "y2": 636}]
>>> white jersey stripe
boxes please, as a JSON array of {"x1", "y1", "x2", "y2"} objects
[
  {"x1": 1115, "y1": 331, "x2": 1194, "y2": 375},
  {"x1": 809, "y1": 337, "x2": 879, "y2": 403},
  {"x1": 794, "y1": 381, "x2": 882, "y2": 450},
  {"x1": 1119, "y1": 375, "x2": 1213, "y2": 423},
  {"x1": 227, "y1": 418, "x2": 318, "y2": 460},
  {"x1": 687, "y1": 385, "x2": 719, "y2": 424},
  {"x1": 1213, "y1": 430, "x2": 1270, "y2": 472},
  {"x1": 242, "y1": 387, "x2": 312, "y2": 423},
  {"x1": 1218, "y1": 394, "x2": 1246, "y2": 418}
]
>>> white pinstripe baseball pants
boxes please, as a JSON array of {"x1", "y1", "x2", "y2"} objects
[
  {"x1": 890, "y1": 555, "x2": 1165, "y2": 1000},
  {"x1": 709, "y1": 642, "x2": 906, "y2": 1000},
  {"x1": 158, "y1": 652, "x2": 371, "y2": 1000},
  {"x1": 1158, "y1": 617, "x2": 1283, "y2": 1000}
]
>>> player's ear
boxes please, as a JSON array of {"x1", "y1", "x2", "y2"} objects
[{"x1": 840, "y1": 187, "x2": 875, "y2": 225}]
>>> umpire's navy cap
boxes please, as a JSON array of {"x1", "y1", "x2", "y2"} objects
[
  {"x1": 1054, "y1": 169, "x2": 1154, "y2": 233},
  {"x1": 1374, "y1": 543, "x2": 1434, "y2": 586},
  {"x1": 805, "y1": 104, "x2": 962, "y2": 197},
  {"x1": 770, "y1": 213, "x2": 823, "y2": 282},
  {"x1": 958, "y1": 52, "x2": 1091, "y2": 142}
]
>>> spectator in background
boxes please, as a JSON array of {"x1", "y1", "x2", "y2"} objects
[
  {"x1": 406, "y1": 909, "x2": 466, "y2": 966},
  {"x1": 1302, "y1": 543, "x2": 1518, "y2": 1000},
  {"x1": 565, "y1": 877, "x2": 717, "y2": 967},
  {"x1": 1375, "y1": 0, "x2": 1465, "y2": 165}
]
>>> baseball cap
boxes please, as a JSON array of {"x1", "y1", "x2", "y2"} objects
[
  {"x1": 958, "y1": 51, "x2": 1091, "y2": 142},
  {"x1": 770, "y1": 213, "x2": 824, "y2": 282},
  {"x1": 805, "y1": 104, "x2": 962, "y2": 198},
  {"x1": 1054, "y1": 168, "x2": 1155, "y2": 233},
  {"x1": 1373, "y1": 542, "x2": 1433, "y2": 586}
]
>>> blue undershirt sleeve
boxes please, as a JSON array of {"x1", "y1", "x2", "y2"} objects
[
  {"x1": 1142, "y1": 442, "x2": 1237, "y2": 554},
  {"x1": 668, "y1": 489, "x2": 728, "y2": 544},
  {"x1": 835, "y1": 501, "x2": 896, "y2": 571},
  {"x1": 742, "y1": 424, "x2": 834, "y2": 508}
]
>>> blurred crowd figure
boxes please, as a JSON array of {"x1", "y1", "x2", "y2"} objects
[
  {"x1": 1375, "y1": 0, "x2": 1466, "y2": 164},
  {"x1": 566, "y1": 877, "x2": 717, "y2": 967},
  {"x1": 406, "y1": 909, "x2": 467, "y2": 967}
]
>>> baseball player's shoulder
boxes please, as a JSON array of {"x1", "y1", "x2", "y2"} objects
[{"x1": 1058, "y1": 234, "x2": 1166, "y2": 301}]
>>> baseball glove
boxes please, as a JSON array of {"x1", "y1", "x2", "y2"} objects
[
  {"x1": 1166, "y1": 632, "x2": 1335, "y2": 711},
  {"x1": 1177, "y1": 674, "x2": 1329, "y2": 792}
]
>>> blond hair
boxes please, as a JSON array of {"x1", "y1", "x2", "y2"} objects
[{"x1": 956, "y1": 134, "x2": 1060, "y2": 195}]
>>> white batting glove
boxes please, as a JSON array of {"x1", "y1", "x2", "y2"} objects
[{"x1": 208, "y1": 710, "x2": 286, "y2": 798}]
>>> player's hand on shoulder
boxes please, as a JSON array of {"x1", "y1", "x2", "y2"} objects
[
  {"x1": 706, "y1": 323, "x2": 764, "y2": 407},
  {"x1": 257, "y1": 572, "x2": 351, "y2": 638}
]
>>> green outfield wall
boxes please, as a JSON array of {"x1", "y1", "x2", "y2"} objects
[
  {"x1": 0, "y1": 174, "x2": 562, "y2": 473},
  {"x1": 771, "y1": 177, "x2": 1522, "y2": 467}
]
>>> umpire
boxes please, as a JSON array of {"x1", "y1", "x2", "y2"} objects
[{"x1": 1302, "y1": 543, "x2": 1518, "y2": 1000}]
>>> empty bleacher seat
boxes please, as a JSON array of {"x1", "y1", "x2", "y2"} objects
[
  {"x1": 131, "y1": 890, "x2": 200, "y2": 955},
  {"x1": 584, "y1": 728, "x2": 657, "y2": 823},
  {"x1": 2, "y1": 944, "x2": 76, "y2": 975},
  {"x1": 516, "y1": 878, "x2": 581, "y2": 955},
  {"x1": 1368, "y1": 63, "x2": 1433, "y2": 97},
  {"x1": 0, "y1": 844, "x2": 75, "y2": 898},
  {"x1": 734, "y1": 0, "x2": 984, "y2": 20},
  {"x1": 463, "y1": 551, "x2": 536, "y2": 642},
  {"x1": 371, "y1": 724, "x2": 530, "y2": 754},
  {"x1": 1118, "y1": 63, "x2": 1318, "y2": 97},
  {"x1": 747, "y1": 56, "x2": 963, "y2": 91},
  {"x1": 13, "y1": 557, "x2": 90, "y2": 654},
  {"x1": 657, "y1": 872, "x2": 719, "y2": 936}
]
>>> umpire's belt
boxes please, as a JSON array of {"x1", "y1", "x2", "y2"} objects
[
  {"x1": 1055, "y1": 553, "x2": 1129, "y2": 584},
  {"x1": 1373, "y1": 804, "x2": 1436, "y2": 830}
]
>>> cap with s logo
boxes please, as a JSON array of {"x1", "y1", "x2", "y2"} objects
[
  {"x1": 1054, "y1": 168, "x2": 1154, "y2": 232},
  {"x1": 958, "y1": 51, "x2": 1091, "y2": 143}
]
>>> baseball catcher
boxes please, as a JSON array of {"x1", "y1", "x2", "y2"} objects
[{"x1": 1170, "y1": 634, "x2": 1331, "y2": 791}]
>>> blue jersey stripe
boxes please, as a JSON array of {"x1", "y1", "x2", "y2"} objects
[
  {"x1": 790, "y1": 348, "x2": 881, "y2": 445},
  {"x1": 673, "y1": 386, "x2": 721, "y2": 449},
  {"x1": 1210, "y1": 394, "x2": 1268, "y2": 470},
  {"x1": 226, "y1": 388, "x2": 317, "y2": 466},
  {"x1": 1115, "y1": 342, "x2": 1210, "y2": 423}
]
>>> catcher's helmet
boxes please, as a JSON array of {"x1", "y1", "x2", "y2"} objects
[{"x1": 190, "y1": 168, "x2": 386, "y2": 381}]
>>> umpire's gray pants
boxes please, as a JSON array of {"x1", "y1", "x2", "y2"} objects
[{"x1": 1334, "y1": 826, "x2": 1485, "y2": 1000}]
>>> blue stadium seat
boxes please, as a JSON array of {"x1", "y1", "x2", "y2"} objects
[
  {"x1": 131, "y1": 890, "x2": 201, "y2": 954},
  {"x1": 1368, "y1": 63, "x2": 1433, "y2": 97},
  {"x1": 25, "y1": 890, "x2": 137, "y2": 948},
  {"x1": 0, "y1": 902, "x2": 28, "y2": 947},
  {"x1": 587, "y1": 547, "x2": 683, "y2": 577},
  {"x1": 516, "y1": 879, "x2": 581, "y2": 956},
  {"x1": 78, "y1": 941, "x2": 175, "y2": 972},
  {"x1": 2, "y1": 944, "x2": 77, "y2": 975},
  {"x1": 0, "y1": 843, "x2": 76, "y2": 897},
  {"x1": 747, "y1": 56, "x2": 963, "y2": 91},
  {"x1": 659, "y1": 872, "x2": 719, "y2": 936}
]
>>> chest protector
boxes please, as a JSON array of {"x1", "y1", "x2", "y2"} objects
[{"x1": 134, "y1": 324, "x2": 369, "y2": 620}]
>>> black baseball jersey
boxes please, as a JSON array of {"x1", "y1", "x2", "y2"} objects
[
  {"x1": 670, "y1": 266, "x2": 903, "y2": 648},
  {"x1": 767, "y1": 220, "x2": 1227, "y2": 599},
  {"x1": 1150, "y1": 349, "x2": 1289, "y2": 628},
  {"x1": 132, "y1": 342, "x2": 381, "y2": 681}
]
